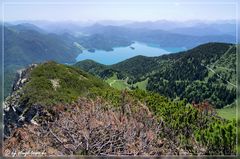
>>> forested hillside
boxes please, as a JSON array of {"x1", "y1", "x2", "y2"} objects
[
  {"x1": 1, "y1": 26, "x2": 80, "y2": 67},
  {"x1": 75, "y1": 43, "x2": 237, "y2": 109}
]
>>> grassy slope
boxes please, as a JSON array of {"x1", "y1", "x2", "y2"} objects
[
  {"x1": 134, "y1": 78, "x2": 149, "y2": 90},
  {"x1": 105, "y1": 74, "x2": 148, "y2": 90},
  {"x1": 105, "y1": 74, "x2": 128, "y2": 90},
  {"x1": 216, "y1": 104, "x2": 236, "y2": 120}
]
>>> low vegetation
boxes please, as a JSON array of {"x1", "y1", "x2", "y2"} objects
[
  {"x1": 4, "y1": 62, "x2": 237, "y2": 156},
  {"x1": 20, "y1": 61, "x2": 109, "y2": 106},
  {"x1": 88, "y1": 88, "x2": 237, "y2": 155}
]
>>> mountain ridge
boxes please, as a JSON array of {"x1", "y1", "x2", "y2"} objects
[{"x1": 3, "y1": 61, "x2": 236, "y2": 156}]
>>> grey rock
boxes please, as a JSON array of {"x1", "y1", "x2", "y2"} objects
[{"x1": 4, "y1": 64, "x2": 43, "y2": 138}]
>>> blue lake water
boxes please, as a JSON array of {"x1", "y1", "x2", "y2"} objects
[{"x1": 76, "y1": 42, "x2": 185, "y2": 65}]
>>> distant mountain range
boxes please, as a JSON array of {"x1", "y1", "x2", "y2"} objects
[
  {"x1": 2, "y1": 21, "x2": 236, "y2": 67},
  {"x1": 122, "y1": 20, "x2": 237, "y2": 36},
  {"x1": 1, "y1": 22, "x2": 237, "y2": 98},
  {"x1": 78, "y1": 24, "x2": 236, "y2": 48},
  {"x1": 11, "y1": 19, "x2": 238, "y2": 36}
]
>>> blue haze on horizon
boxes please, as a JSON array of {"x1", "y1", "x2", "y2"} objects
[{"x1": 1, "y1": 0, "x2": 238, "y2": 22}]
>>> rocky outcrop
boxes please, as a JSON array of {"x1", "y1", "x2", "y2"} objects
[
  {"x1": 4, "y1": 64, "x2": 42, "y2": 137},
  {"x1": 13, "y1": 64, "x2": 38, "y2": 92}
]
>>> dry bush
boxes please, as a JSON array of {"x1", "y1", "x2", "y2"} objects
[{"x1": 4, "y1": 97, "x2": 184, "y2": 156}]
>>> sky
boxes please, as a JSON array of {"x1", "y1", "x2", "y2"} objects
[{"x1": 1, "y1": 0, "x2": 239, "y2": 22}]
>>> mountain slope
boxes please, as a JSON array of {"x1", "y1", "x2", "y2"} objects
[
  {"x1": 1, "y1": 25, "x2": 81, "y2": 67},
  {"x1": 4, "y1": 61, "x2": 109, "y2": 137},
  {"x1": 75, "y1": 42, "x2": 236, "y2": 108},
  {"x1": 6, "y1": 61, "x2": 109, "y2": 107},
  {"x1": 3, "y1": 61, "x2": 236, "y2": 156}
]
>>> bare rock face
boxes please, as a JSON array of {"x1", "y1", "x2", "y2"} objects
[
  {"x1": 12, "y1": 64, "x2": 38, "y2": 92},
  {"x1": 3, "y1": 64, "x2": 43, "y2": 137}
]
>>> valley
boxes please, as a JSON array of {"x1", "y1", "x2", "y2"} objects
[{"x1": 1, "y1": 21, "x2": 238, "y2": 156}]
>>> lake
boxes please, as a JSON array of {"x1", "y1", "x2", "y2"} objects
[{"x1": 76, "y1": 42, "x2": 185, "y2": 65}]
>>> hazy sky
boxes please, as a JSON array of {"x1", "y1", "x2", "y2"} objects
[{"x1": 1, "y1": 0, "x2": 239, "y2": 22}]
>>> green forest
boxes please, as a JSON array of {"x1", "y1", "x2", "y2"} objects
[{"x1": 75, "y1": 43, "x2": 237, "y2": 110}]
